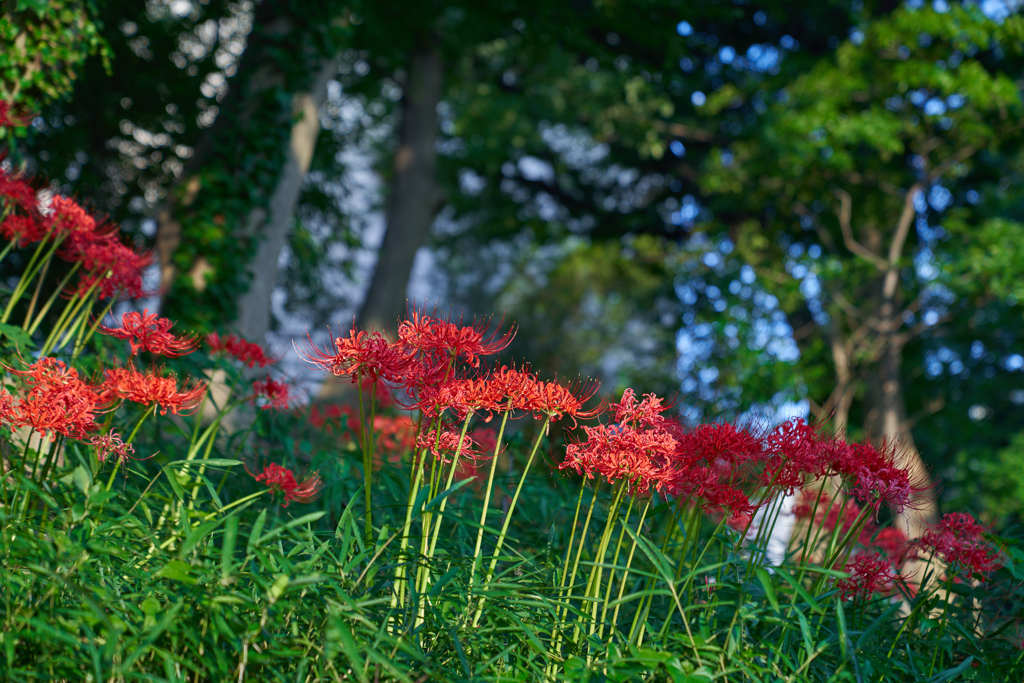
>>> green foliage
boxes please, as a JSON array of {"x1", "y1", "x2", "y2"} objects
[{"x1": 0, "y1": 0, "x2": 107, "y2": 127}]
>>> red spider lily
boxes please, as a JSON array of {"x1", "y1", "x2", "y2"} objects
[
  {"x1": 523, "y1": 376, "x2": 602, "y2": 425},
  {"x1": 101, "y1": 365, "x2": 207, "y2": 415},
  {"x1": 397, "y1": 310, "x2": 515, "y2": 367},
  {"x1": 67, "y1": 231, "x2": 152, "y2": 299},
  {"x1": 561, "y1": 389, "x2": 679, "y2": 495},
  {"x1": 915, "y1": 513, "x2": 1001, "y2": 578},
  {"x1": 49, "y1": 195, "x2": 97, "y2": 238},
  {"x1": 416, "y1": 423, "x2": 483, "y2": 463},
  {"x1": 561, "y1": 422, "x2": 677, "y2": 495},
  {"x1": 100, "y1": 309, "x2": 198, "y2": 357},
  {"x1": 2, "y1": 357, "x2": 103, "y2": 439},
  {"x1": 298, "y1": 327, "x2": 413, "y2": 385},
  {"x1": 483, "y1": 365, "x2": 538, "y2": 409},
  {"x1": 251, "y1": 463, "x2": 322, "y2": 506},
  {"x1": 1, "y1": 214, "x2": 44, "y2": 246},
  {"x1": 0, "y1": 166, "x2": 39, "y2": 216},
  {"x1": 760, "y1": 418, "x2": 829, "y2": 492},
  {"x1": 207, "y1": 332, "x2": 275, "y2": 368},
  {"x1": 837, "y1": 552, "x2": 900, "y2": 601},
  {"x1": 252, "y1": 377, "x2": 290, "y2": 411},
  {"x1": 829, "y1": 441, "x2": 914, "y2": 513},
  {"x1": 415, "y1": 375, "x2": 503, "y2": 418},
  {"x1": 613, "y1": 388, "x2": 674, "y2": 429},
  {"x1": 89, "y1": 432, "x2": 136, "y2": 463}
]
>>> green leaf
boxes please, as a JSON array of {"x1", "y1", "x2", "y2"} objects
[
  {"x1": 0, "y1": 323, "x2": 33, "y2": 351},
  {"x1": 156, "y1": 559, "x2": 196, "y2": 584}
]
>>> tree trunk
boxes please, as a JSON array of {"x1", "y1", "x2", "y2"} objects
[
  {"x1": 865, "y1": 295, "x2": 937, "y2": 540},
  {"x1": 318, "y1": 41, "x2": 442, "y2": 402},
  {"x1": 232, "y1": 60, "x2": 334, "y2": 342}
]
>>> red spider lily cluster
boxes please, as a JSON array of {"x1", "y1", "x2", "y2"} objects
[
  {"x1": 206, "y1": 332, "x2": 275, "y2": 368},
  {"x1": 89, "y1": 432, "x2": 135, "y2": 464},
  {"x1": 837, "y1": 552, "x2": 901, "y2": 601},
  {"x1": 0, "y1": 168, "x2": 150, "y2": 298},
  {"x1": 101, "y1": 309, "x2": 199, "y2": 357},
  {"x1": 300, "y1": 314, "x2": 600, "y2": 439},
  {"x1": 250, "y1": 463, "x2": 323, "y2": 506},
  {"x1": 252, "y1": 377, "x2": 290, "y2": 411},
  {"x1": 0, "y1": 357, "x2": 103, "y2": 439},
  {"x1": 100, "y1": 365, "x2": 207, "y2": 415},
  {"x1": 914, "y1": 512, "x2": 1001, "y2": 578}
]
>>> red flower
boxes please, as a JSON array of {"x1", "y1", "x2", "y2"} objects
[
  {"x1": 100, "y1": 309, "x2": 198, "y2": 357},
  {"x1": 1, "y1": 214, "x2": 44, "y2": 246},
  {"x1": 397, "y1": 311, "x2": 515, "y2": 367},
  {"x1": 49, "y1": 195, "x2": 97, "y2": 238},
  {"x1": 416, "y1": 375, "x2": 502, "y2": 418},
  {"x1": 89, "y1": 432, "x2": 136, "y2": 463},
  {"x1": 2, "y1": 357, "x2": 102, "y2": 439},
  {"x1": 207, "y1": 332, "x2": 275, "y2": 368},
  {"x1": 68, "y1": 232, "x2": 152, "y2": 299},
  {"x1": 523, "y1": 377, "x2": 602, "y2": 424},
  {"x1": 298, "y1": 326, "x2": 412, "y2": 384},
  {"x1": 252, "y1": 377, "x2": 290, "y2": 411},
  {"x1": 0, "y1": 167, "x2": 38, "y2": 217},
  {"x1": 416, "y1": 423, "x2": 482, "y2": 463},
  {"x1": 251, "y1": 463, "x2": 322, "y2": 506},
  {"x1": 837, "y1": 552, "x2": 899, "y2": 601},
  {"x1": 560, "y1": 389, "x2": 678, "y2": 495},
  {"x1": 915, "y1": 513, "x2": 1001, "y2": 578},
  {"x1": 101, "y1": 365, "x2": 207, "y2": 415}
]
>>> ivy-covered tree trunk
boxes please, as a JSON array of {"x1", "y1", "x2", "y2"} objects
[
  {"x1": 156, "y1": 1, "x2": 345, "y2": 334},
  {"x1": 232, "y1": 61, "x2": 334, "y2": 342},
  {"x1": 319, "y1": 40, "x2": 442, "y2": 401}
]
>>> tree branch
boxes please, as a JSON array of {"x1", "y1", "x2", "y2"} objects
[{"x1": 835, "y1": 189, "x2": 887, "y2": 269}]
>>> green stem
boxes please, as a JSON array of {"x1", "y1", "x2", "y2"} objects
[
  {"x1": 26, "y1": 261, "x2": 80, "y2": 335},
  {"x1": 609, "y1": 496, "x2": 652, "y2": 639},
  {"x1": 1, "y1": 235, "x2": 61, "y2": 324},
  {"x1": 468, "y1": 409, "x2": 510, "y2": 595},
  {"x1": 106, "y1": 404, "x2": 155, "y2": 492},
  {"x1": 71, "y1": 294, "x2": 114, "y2": 360},
  {"x1": 472, "y1": 415, "x2": 550, "y2": 628}
]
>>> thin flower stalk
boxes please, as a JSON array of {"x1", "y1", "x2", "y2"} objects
[
  {"x1": 609, "y1": 496, "x2": 653, "y2": 639},
  {"x1": 548, "y1": 480, "x2": 602, "y2": 672},
  {"x1": 422, "y1": 410, "x2": 475, "y2": 572},
  {"x1": 472, "y1": 415, "x2": 551, "y2": 628},
  {"x1": 467, "y1": 409, "x2": 511, "y2": 597},
  {"x1": 1, "y1": 234, "x2": 63, "y2": 324},
  {"x1": 25, "y1": 260, "x2": 80, "y2": 335},
  {"x1": 585, "y1": 483, "x2": 630, "y2": 655},
  {"x1": 105, "y1": 403, "x2": 155, "y2": 491},
  {"x1": 577, "y1": 481, "x2": 629, "y2": 654}
]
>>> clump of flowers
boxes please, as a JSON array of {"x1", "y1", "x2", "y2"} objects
[
  {"x1": 1, "y1": 357, "x2": 103, "y2": 439},
  {"x1": 207, "y1": 332, "x2": 275, "y2": 368},
  {"x1": 252, "y1": 377, "x2": 290, "y2": 411},
  {"x1": 915, "y1": 512, "x2": 1001, "y2": 579},
  {"x1": 101, "y1": 365, "x2": 207, "y2": 415},
  {"x1": 251, "y1": 463, "x2": 323, "y2": 506},
  {"x1": 837, "y1": 552, "x2": 900, "y2": 601},
  {"x1": 89, "y1": 432, "x2": 135, "y2": 464},
  {"x1": 101, "y1": 309, "x2": 198, "y2": 357}
]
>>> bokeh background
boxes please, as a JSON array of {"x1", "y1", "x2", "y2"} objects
[{"x1": 4, "y1": 0, "x2": 1024, "y2": 533}]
